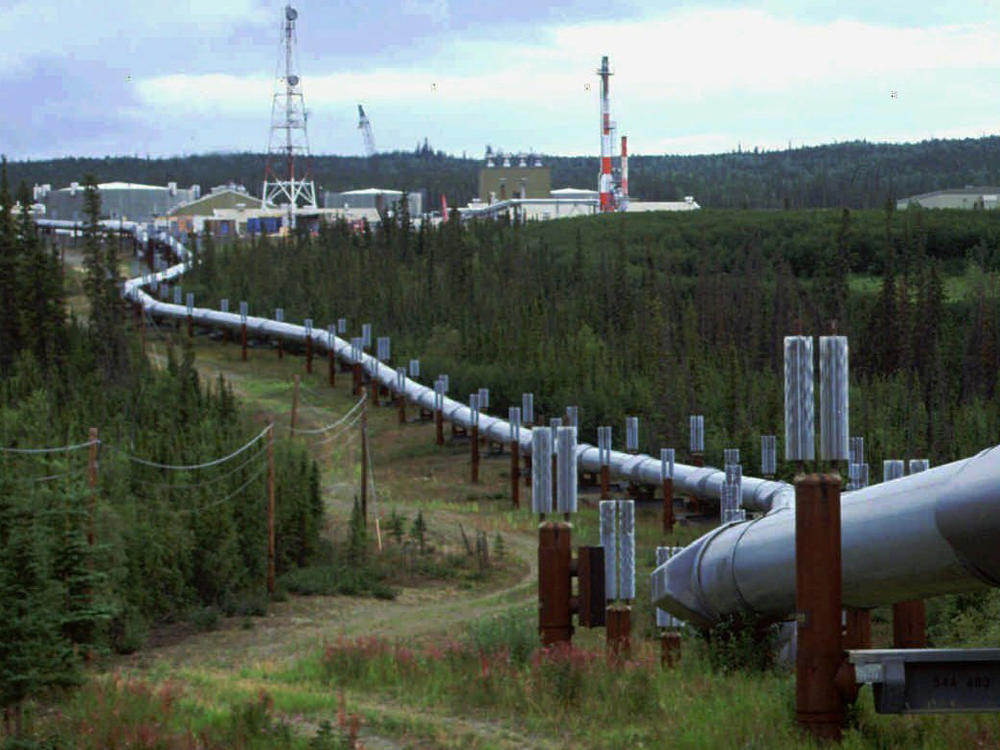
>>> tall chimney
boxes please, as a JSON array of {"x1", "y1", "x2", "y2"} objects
[
  {"x1": 597, "y1": 56, "x2": 613, "y2": 213},
  {"x1": 621, "y1": 135, "x2": 629, "y2": 202}
]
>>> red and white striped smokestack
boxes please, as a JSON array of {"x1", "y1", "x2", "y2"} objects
[
  {"x1": 621, "y1": 135, "x2": 629, "y2": 201},
  {"x1": 598, "y1": 55, "x2": 613, "y2": 213}
]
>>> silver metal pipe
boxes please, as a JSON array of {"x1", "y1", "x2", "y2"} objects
[{"x1": 651, "y1": 447, "x2": 1000, "y2": 628}]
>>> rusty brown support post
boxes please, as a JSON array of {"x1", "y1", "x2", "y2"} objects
[
  {"x1": 241, "y1": 323, "x2": 248, "y2": 361},
  {"x1": 370, "y1": 375, "x2": 379, "y2": 407},
  {"x1": 662, "y1": 478, "x2": 675, "y2": 534},
  {"x1": 692, "y1": 453, "x2": 704, "y2": 468},
  {"x1": 87, "y1": 427, "x2": 98, "y2": 547},
  {"x1": 328, "y1": 348, "x2": 336, "y2": 387},
  {"x1": 510, "y1": 440, "x2": 521, "y2": 508},
  {"x1": 435, "y1": 407, "x2": 444, "y2": 446},
  {"x1": 360, "y1": 403, "x2": 369, "y2": 522},
  {"x1": 524, "y1": 453, "x2": 532, "y2": 487},
  {"x1": 397, "y1": 392, "x2": 406, "y2": 425},
  {"x1": 305, "y1": 338, "x2": 313, "y2": 374},
  {"x1": 661, "y1": 631, "x2": 681, "y2": 668},
  {"x1": 892, "y1": 600, "x2": 927, "y2": 649},
  {"x1": 795, "y1": 473, "x2": 845, "y2": 742},
  {"x1": 290, "y1": 374, "x2": 300, "y2": 438},
  {"x1": 187, "y1": 314, "x2": 193, "y2": 339},
  {"x1": 844, "y1": 608, "x2": 872, "y2": 650},
  {"x1": 278, "y1": 338, "x2": 284, "y2": 360},
  {"x1": 606, "y1": 605, "x2": 632, "y2": 662},
  {"x1": 600, "y1": 464, "x2": 610, "y2": 500},
  {"x1": 352, "y1": 363, "x2": 363, "y2": 396},
  {"x1": 538, "y1": 522, "x2": 573, "y2": 645},
  {"x1": 471, "y1": 425, "x2": 480, "y2": 483},
  {"x1": 267, "y1": 426, "x2": 276, "y2": 595}
]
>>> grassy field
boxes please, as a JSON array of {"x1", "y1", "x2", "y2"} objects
[{"x1": 15, "y1": 326, "x2": 1000, "y2": 749}]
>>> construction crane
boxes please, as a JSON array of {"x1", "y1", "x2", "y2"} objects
[{"x1": 358, "y1": 104, "x2": 376, "y2": 157}]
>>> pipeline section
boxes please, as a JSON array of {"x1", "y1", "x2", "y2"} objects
[{"x1": 37, "y1": 219, "x2": 792, "y2": 520}]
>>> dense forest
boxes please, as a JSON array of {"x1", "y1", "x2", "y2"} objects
[
  {"x1": 0, "y1": 167, "x2": 322, "y2": 727},
  {"x1": 183, "y1": 204, "x2": 1000, "y2": 479},
  {"x1": 10, "y1": 135, "x2": 1000, "y2": 209}
]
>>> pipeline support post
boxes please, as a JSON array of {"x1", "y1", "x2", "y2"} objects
[
  {"x1": 844, "y1": 608, "x2": 872, "y2": 650},
  {"x1": 370, "y1": 375, "x2": 380, "y2": 407},
  {"x1": 510, "y1": 440, "x2": 520, "y2": 508},
  {"x1": 661, "y1": 631, "x2": 681, "y2": 668},
  {"x1": 305, "y1": 338, "x2": 313, "y2": 374},
  {"x1": 277, "y1": 338, "x2": 284, "y2": 360},
  {"x1": 397, "y1": 392, "x2": 406, "y2": 425},
  {"x1": 328, "y1": 349, "x2": 336, "y2": 387},
  {"x1": 241, "y1": 323, "x2": 248, "y2": 361},
  {"x1": 352, "y1": 363, "x2": 363, "y2": 396},
  {"x1": 600, "y1": 465, "x2": 610, "y2": 500},
  {"x1": 662, "y1": 477, "x2": 675, "y2": 534},
  {"x1": 360, "y1": 404, "x2": 369, "y2": 523},
  {"x1": 435, "y1": 408, "x2": 444, "y2": 446},
  {"x1": 892, "y1": 601, "x2": 927, "y2": 649},
  {"x1": 538, "y1": 522, "x2": 573, "y2": 645},
  {"x1": 524, "y1": 453, "x2": 532, "y2": 487},
  {"x1": 795, "y1": 473, "x2": 846, "y2": 741},
  {"x1": 606, "y1": 606, "x2": 632, "y2": 663},
  {"x1": 471, "y1": 425, "x2": 480, "y2": 483}
]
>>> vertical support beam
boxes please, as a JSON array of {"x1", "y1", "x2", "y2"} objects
[
  {"x1": 600, "y1": 465, "x2": 610, "y2": 500},
  {"x1": 661, "y1": 631, "x2": 681, "y2": 668},
  {"x1": 471, "y1": 425, "x2": 480, "y2": 483},
  {"x1": 241, "y1": 323, "x2": 248, "y2": 361},
  {"x1": 278, "y1": 338, "x2": 284, "y2": 360},
  {"x1": 844, "y1": 608, "x2": 872, "y2": 650},
  {"x1": 551, "y1": 454, "x2": 558, "y2": 508},
  {"x1": 267, "y1": 426, "x2": 276, "y2": 595},
  {"x1": 795, "y1": 473, "x2": 845, "y2": 741},
  {"x1": 397, "y1": 392, "x2": 406, "y2": 425},
  {"x1": 187, "y1": 315, "x2": 193, "y2": 339},
  {"x1": 538, "y1": 521, "x2": 573, "y2": 645},
  {"x1": 360, "y1": 402, "x2": 369, "y2": 523},
  {"x1": 305, "y1": 337, "x2": 313, "y2": 374},
  {"x1": 892, "y1": 601, "x2": 927, "y2": 649},
  {"x1": 435, "y1": 407, "x2": 444, "y2": 446},
  {"x1": 328, "y1": 348, "x2": 336, "y2": 387},
  {"x1": 370, "y1": 373, "x2": 379, "y2": 407},
  {"x1": 290, "y1": 374, "x2": 300, "y2": 438},
  {"x1": 606, "y1": 606, "x2": 631, "y2": 662},
  {"x1": 510, "y1": 440, "x2": 521, "y2": 509},
  {"x1": 524, "y1": 453, "x2": 532, "y2": 487},
  {"x1": 662, "y1": 478, "x2": 674, "y2": 534},
  {"x1": 87, "y1": 427, "x2": 98, "y2": 548}
]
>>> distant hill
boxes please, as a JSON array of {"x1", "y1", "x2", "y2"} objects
[{"x1": 8, "y1": 136, "x2": 1000, "y2": 209}]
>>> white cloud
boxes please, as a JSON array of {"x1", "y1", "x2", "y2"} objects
[{"x1": 120, "y1": 8, "x2": 1000, "y2": 156}]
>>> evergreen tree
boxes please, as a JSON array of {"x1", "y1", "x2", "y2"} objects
[{"x1": 0, "y1": 157, "x2": 19, "y2": 371}]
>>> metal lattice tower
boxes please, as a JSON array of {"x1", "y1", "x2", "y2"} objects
[
  {"x1": 262, "y1": 4, "x2": 317, "y2": 224},
  {"x1": 358, "y1": 104, "x2": 376, "y2": 157}
]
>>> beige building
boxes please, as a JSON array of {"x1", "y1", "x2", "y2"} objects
[{"x1": 478, "y1": 165, "x2": 551, "y2": 202}]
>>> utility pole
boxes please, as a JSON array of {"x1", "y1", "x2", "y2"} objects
[
  {"x1": 290, "y1": 374, "x2": 300, "y2": 437},
  {"x1": 360, "y1": 401, "x2": 369, "y2": 523},
  {"x1": 267, "y1": 425, "x2": 276, "y2": 594}
]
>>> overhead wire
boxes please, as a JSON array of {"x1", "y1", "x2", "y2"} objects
[
  {"x1": 109, "y1": 425, "x2": 272, "y2": 471},
  {"x1": 310, "y1": 408, "x2": 364, "y2": 447},
  {"x1": 1, "y1": 439, "x2": 98, "y2": 455},
  {"x1": 124, "y1": 448, "x2": 266, "y2": 490},
  {"x1": 294, "y1": 393, "x2": 367, "y2": 435},
  {"x1": 174, "y1": 462, "x2": 269, "y2": 517}
]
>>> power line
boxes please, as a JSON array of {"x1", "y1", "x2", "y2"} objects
[
  {"x1": 124, "y1": 449, "x2": 266, "y2": 490},
  {"x1": 1, "y1": 439, "x2": 98, "y2": 455},
  {"x1": 175, "y1": 462, "x2": 268, "y2": 517},
  {"x1": 294, "y1": 394, "x2": 367, "y2": 435},
  {"x1": 109, "y1": 425, "x2": 272, "y2": 471}
]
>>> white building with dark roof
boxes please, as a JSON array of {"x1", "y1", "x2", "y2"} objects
[{"x1": 897, "y1": 187, "x2": 1000, "y2": 210}]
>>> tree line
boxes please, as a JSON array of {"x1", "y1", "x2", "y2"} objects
[{"x1": 10, "y1": 135, "x2": 1000, "y2": 208}]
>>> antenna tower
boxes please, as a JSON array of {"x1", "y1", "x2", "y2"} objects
[
  {"x1": 262, "y1": 4, "x2": 317, "y2": 225},
  {"x1": 597, "y1": 56, "x2": 614, "y2": 213},
  {"x1": 358, "y1": 104, "x2": 376, "y2": 157}
]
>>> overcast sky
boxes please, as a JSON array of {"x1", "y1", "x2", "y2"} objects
[{"x1": 3, "y1": 1, "x2": 1000, "y2": 160}]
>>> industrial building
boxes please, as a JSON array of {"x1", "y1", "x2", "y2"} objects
[
  {"x1": 323, "y1": 188, "x2": 423, "y2": 217},
  {"x1": 168, "y1": 184, "x2": 257, "y2": 235},
  {"x1": 897, "y1": 187, "x2": 1000, "y2": 210},
  {"x1": 478, "y1": 152, "x2": 551, "y2": 202},
  {"x1": 42, "y1": 181, "x2": 198, "y2": 222}
]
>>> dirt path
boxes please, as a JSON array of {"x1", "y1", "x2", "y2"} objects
[{"x1": 133, "y1": 336, "x2": 544, "y2": 746}]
